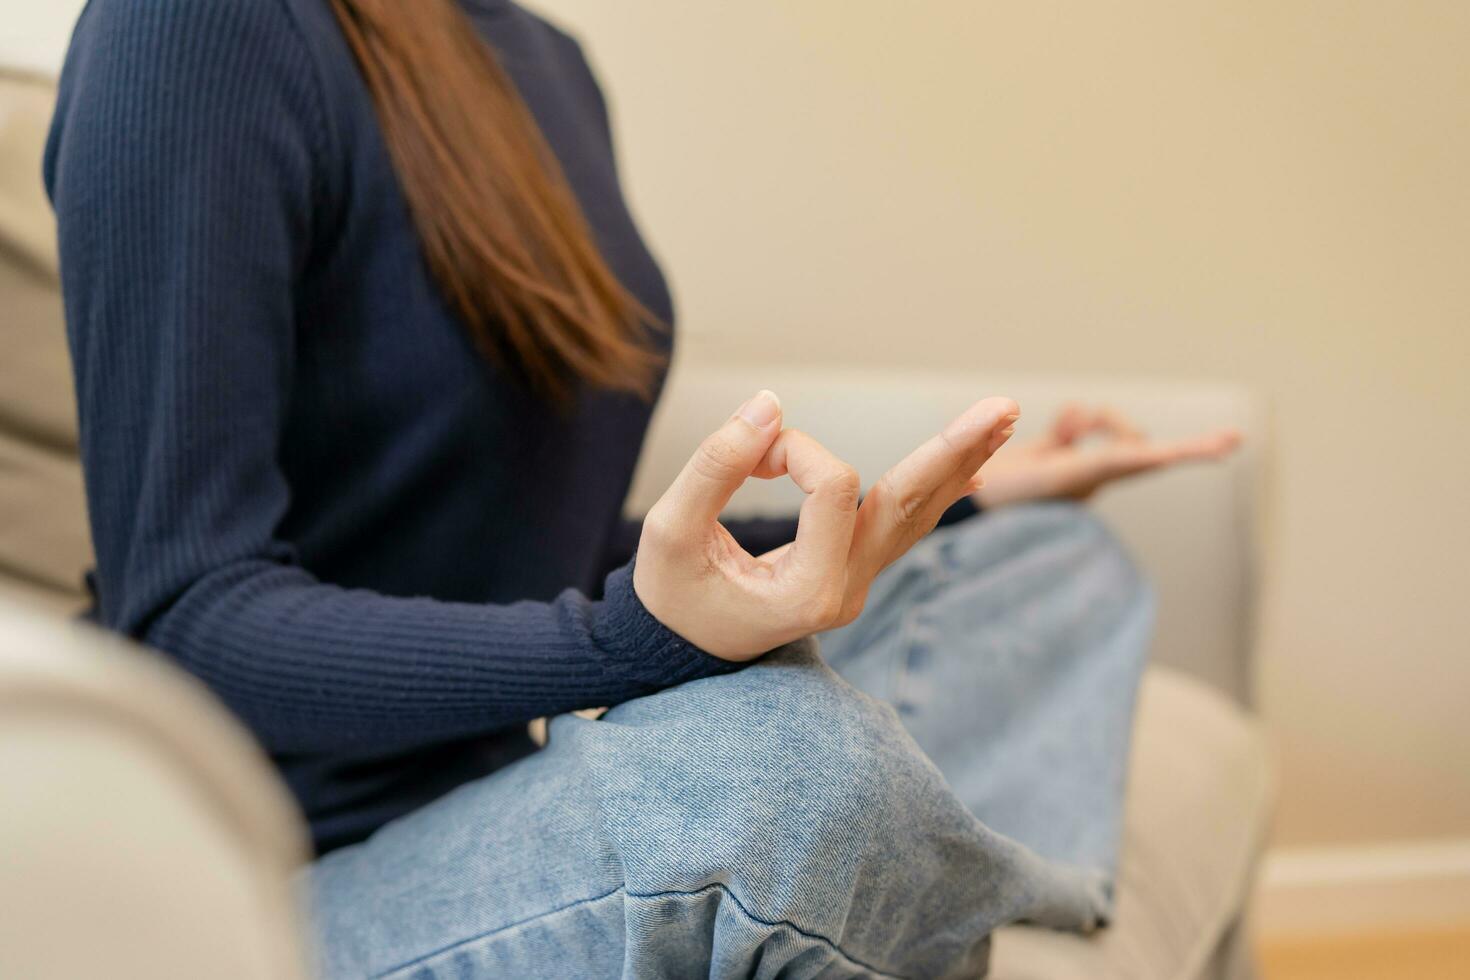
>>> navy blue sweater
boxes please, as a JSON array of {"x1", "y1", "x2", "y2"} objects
[{"x1": 46, "y1": 0, "x2": 976, "y2": 852}]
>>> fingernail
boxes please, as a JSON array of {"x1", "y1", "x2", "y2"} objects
[{"x1": 737, "y1": 389, "x2": 781, "y2": 429}]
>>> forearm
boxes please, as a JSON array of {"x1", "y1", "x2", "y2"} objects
[{"x1": 141, "y1": 559, "x2": 736, "y2": 755}]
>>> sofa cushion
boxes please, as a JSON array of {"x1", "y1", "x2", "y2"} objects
[
  {"x1": 0, "y1": 429, "x2": 89, "y2": 611},
  {"x1": 988, "y1": 667, "x2": 1274, "y2": 980}
]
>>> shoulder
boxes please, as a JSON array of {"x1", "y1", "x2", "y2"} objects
[
  {"x1": 53, "y1": 0, "x2": 311, "y2": 115},
  {"x1": 70, "y1": 0, "x2": 308, "y2": 51},
  {"x1": 525, "y1": 6, "x2": 589, "y2": 57},
  {"x1": 48, "y1": 0, "x2": 342, "y2": 211},
  {"x1": 516, "y1": 7, "x2": 613, "y2": 123},
  {"x1": 60, "y1": 0, "x2": 337, "y2": 111},
  {"x1": 52, "y1": 0, "x2": 337, "y2": 150},
  {"x1": 526, "y1": 8, "x2": 600, "y2": 80}
]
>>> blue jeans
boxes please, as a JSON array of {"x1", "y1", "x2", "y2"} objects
[{"x1": 308, "y1": 503, "x2": 1153, "y2": 978}]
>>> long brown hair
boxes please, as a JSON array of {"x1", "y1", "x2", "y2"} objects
[{"x1": 328, "y1": 0, "x2": 662, "y2": 401}]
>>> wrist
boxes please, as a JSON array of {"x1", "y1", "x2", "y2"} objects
[{"x1": 601, "y1": 562, "x2": 742, "y2": 683}]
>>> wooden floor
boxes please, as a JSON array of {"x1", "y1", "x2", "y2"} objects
[{"x1": 1258, "y1": 925, "x2": 1470, "y2": 980}]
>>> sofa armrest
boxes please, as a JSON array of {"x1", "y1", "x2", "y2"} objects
[
  {"x1": 629, "y1": 363, "x2": 1266, "y2": 705},
  {"x1": 0, "y1": 602, "x2": 311, "y2": 979}
]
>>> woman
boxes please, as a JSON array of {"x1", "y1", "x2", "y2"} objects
[{"x1": 45, "y1": 0, "x2": 1237, "y2": 975}]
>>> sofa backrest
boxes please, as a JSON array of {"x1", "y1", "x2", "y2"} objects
[{"x1": 0, "y1": 71, "x2": 92, "y2": 616}]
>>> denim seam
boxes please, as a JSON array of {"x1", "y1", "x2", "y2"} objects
[{"x1": 371, "y1": 881, "x2": 907, "y2": 980}]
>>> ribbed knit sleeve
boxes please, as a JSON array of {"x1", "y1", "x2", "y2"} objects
[{"x1": 45, "y1": 0, "x2": 736, "y2": 755}]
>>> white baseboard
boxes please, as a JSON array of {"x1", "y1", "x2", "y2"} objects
[{"x1": 1255, "y1": 838, "x2": 1470, "y2": 938}]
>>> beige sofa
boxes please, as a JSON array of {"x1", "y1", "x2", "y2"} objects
[{"x1": 0, "y1": 69, "x2": 1273, "y2": 979}]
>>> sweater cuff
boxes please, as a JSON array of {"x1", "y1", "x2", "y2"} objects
[{"x1": 595, "y1": 561, "x2": 743, "y2": 687}]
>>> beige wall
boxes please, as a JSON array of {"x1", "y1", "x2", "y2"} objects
[
  {"x1": 537, "y1": 0, "x2": 1470, "y2": 847},
  {"x1": 0, "y1": 0, "x2": 81, "y2": 75}
]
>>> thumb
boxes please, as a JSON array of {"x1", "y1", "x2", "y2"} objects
[{"x1": 663, "y1": 390, "x2": 783, "y2": 528}]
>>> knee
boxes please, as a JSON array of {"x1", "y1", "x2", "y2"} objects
[
  {"x1": 706, "y1": 639, "x2": 924, "y2": 814},
  {"x1": 1037, "y1": 501, "x2": 1147, "y2": 585},
  {"x1": 603, "y1": 638, "x2": 921, "y2": 818},
  {"x1": 948, "y1": 501, "x2": 1153, "y2": 613},
  {"x1": 1043, "y1": 502, "x2": 1154, "y2": 618},
  {"x1": 581, "y1": 640, "x2": 949, "y2": 914}
]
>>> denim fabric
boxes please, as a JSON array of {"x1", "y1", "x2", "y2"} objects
[
  {"x1": 307, "y1": 503, "x2": 1153, "y2": 978},
  {"x1": 820, "y1": 501, "x2": 1155, "y2": 878}
]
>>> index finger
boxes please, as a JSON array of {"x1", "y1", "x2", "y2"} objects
[
  {"x1": 848, "y1": 396, "x2": 1018, "y2": 581},
  {"x1": 757, "y1": 428, "x2": 860, "y2": 586},
  {"x1": 879, "y1": 396, "x2": 1020, "y2": 511}
]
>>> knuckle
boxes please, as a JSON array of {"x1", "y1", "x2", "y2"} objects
[
  {"x1": 898, "y1": 491, "x2": 928, "y2": 528},
  {"x1": 876, "y1": 474, "x2": 926, "y2": 528},
  {"x1": 935, "y1": 424, "x2": 963, "y2": 456},
  {"x1": 838, "y1": 591, "x2": 867, "y2": 627},
  {"x1": 803, "y1": 587, "x2": 845, "y2": 631},
  {"x1": 693, "y1": 436, "x2": 746, "y2": 482},
  {"x1": 639, "y1": 509, "x2": 678, "y2": 549},
  {"x1": 863, "y1": 476, "x2": 888, "y2": 507},
  {"x1": 821, "y1": 464, "x2": 862, "y2": 511}
]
